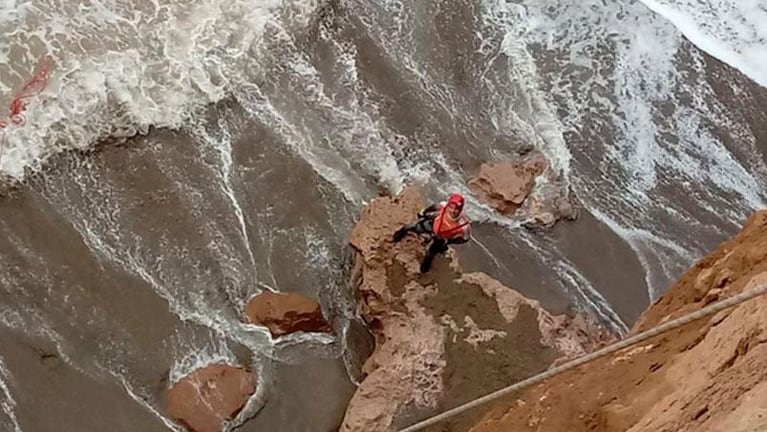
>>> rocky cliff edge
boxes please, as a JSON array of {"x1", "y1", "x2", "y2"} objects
[{"x1": 471, "y1": 210, "x2": 767, "y2": 432}]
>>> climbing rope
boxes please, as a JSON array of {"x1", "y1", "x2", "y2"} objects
[
  {"x1": 398, "y1": 281, "x2": 767, "y2": 432},
  {"x1": 0, "y1": 55, "x2": 53, "y2": 162}
]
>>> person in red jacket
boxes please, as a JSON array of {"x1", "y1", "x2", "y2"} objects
[{"x1": 392, "y1": 192, "x2": 471, "y2": 273}]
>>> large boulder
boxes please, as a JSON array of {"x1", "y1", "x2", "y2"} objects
[
  {"x1": 341, "y1": 187, "x2": 615, "y2": 432},
  {"x1": 468, "y1": 154, "x2": 548, "y2": 215},
  {"x1": 165, "y1": 364, "x2": 256, "y2": 432},
  {"x1": 244, "y1": 292, "x2": 332, "y2": 337}
]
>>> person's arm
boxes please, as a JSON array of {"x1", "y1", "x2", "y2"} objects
[{"x1": 417, "y1": 203, "x2": 439, "y2": 219}]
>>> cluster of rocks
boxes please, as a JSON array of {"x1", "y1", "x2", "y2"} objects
[
  {"x1": 163, "y1": 151, "x2": 591, "y2": 432},
  {"x1": 164, "y1": 292, "x2": 332, "y2": 432}
]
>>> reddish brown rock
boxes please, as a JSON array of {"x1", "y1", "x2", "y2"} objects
[
  {"x1": 244, "y1": 292, "x2": 331, "y2": 337},
  {"x1": 468, "y1": 154, "x2": 548, "y2": 215},
  {"x1": 165, "y1": 364, "x2": 256, "y2": 432}
]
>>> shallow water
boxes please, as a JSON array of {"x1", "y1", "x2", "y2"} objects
[{"x1": 0, "y1": 0, "x2": 766, "y2": 430}]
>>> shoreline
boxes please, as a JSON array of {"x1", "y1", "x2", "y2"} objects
[{"x1": 0, "y1": 13, "x2": 765, "y2": 431}]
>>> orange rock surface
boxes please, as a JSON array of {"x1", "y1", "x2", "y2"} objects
[
  {"x1": 471, "y1": 211, "x2": 767, "y2": 432},
  {"x1": 244, "y1": 291, "x2": 332, "y2": 337},
  {"x1": 165, "y1": 364, "x2": 256, "y2": 432},
  {"x1": 468, "y1": 155, "x2": 548, "y2": 215}
]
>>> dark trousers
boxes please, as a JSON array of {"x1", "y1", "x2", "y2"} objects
[
  {"x1": 420, "y1": 237, "x2": 448, "y2": 273},
  {"x1": 394, "y1": 218, "x2": 449, "y2": 273}
]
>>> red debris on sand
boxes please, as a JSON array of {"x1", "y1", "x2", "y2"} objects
[{"x1": 0, "y1": 55, "x2": 53, "y2": 161}]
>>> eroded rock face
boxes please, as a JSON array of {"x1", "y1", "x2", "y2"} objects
[
  {"x1": 341, "y1": 187, "x2": 614, "y2": 432},
  {"x1": 470, "y1": 210, "x2": 767, "y2": 432},
  {"x1": 468, "y1": 155, "x2": 548, "y2": 215},
  {"x1": 460, "y1": 272, "x2": 615, "y2": 359},
  {"x1": 468, "y1": 154, "x2": 578, "y2": 228},
  {"x1": 244, "y1": 292, "x2": 332, "y2": 338},
  {"x1": 165, "y1": 364, "x2": 256, "y2": 432}
]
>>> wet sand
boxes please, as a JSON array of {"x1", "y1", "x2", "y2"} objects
[
  {"x1": 0, "y1": 106, "x2": 359, "y2": 431},
  {"x1": 238, "y1": 357, "x2": 354, "y2": 432},
  {"x1": 456, "y1": 210, "x2": 649, "y2": 324},
  {"x1": 0, "y1": 326, "x2": 168, "y2": 432},
  {"x1": 419, "y1": 264, "x2": 558, "y2": 432}
]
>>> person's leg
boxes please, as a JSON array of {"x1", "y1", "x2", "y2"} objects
[{"x1": 420, "y1": 238, "x2": 448, "y2": 273}]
